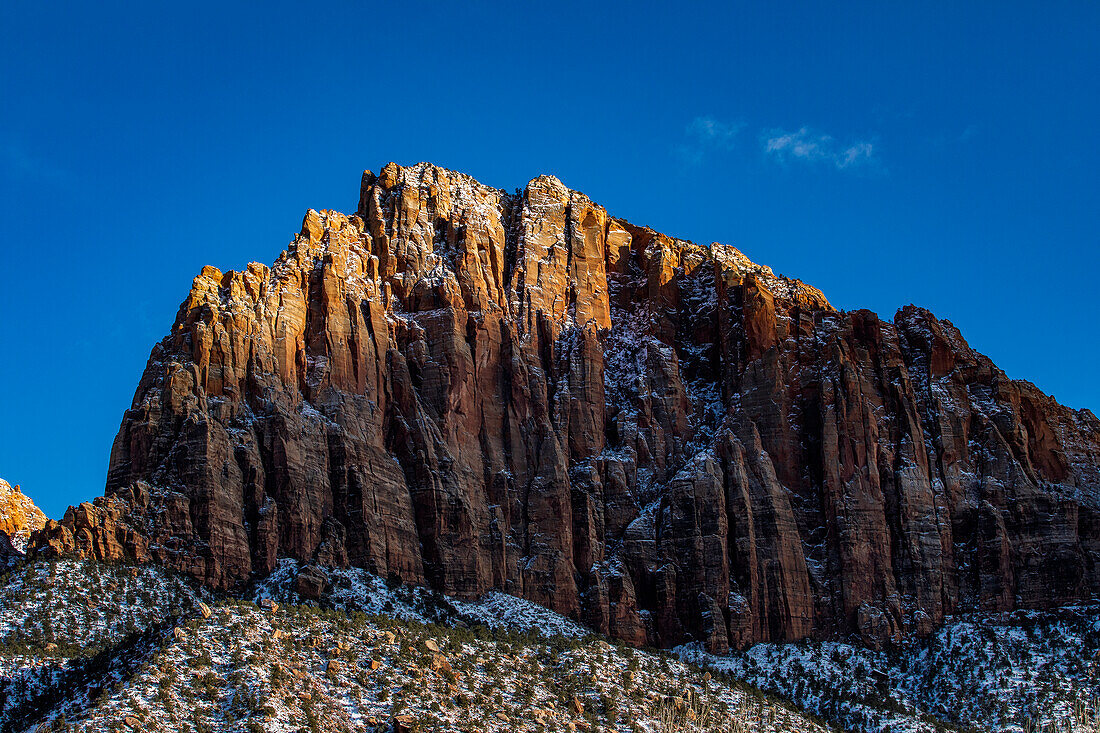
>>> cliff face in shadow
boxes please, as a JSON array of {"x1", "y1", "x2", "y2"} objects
[{"x1": 34, "y1": 162, "x2": 1100, "y2": 652}]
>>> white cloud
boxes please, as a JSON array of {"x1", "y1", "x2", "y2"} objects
[
  {"x1": 676, "y1": 116, "x2": 745, "y2": 164},
  {"x1": 687, "y1": 116, "x2": 743, "y2": 148},
  {"x1": 837, "y1": 141, "x2": 875, "y2": 168},
  {"x1": 763, "y1": 127, "x2": 878, "y2": 170}
]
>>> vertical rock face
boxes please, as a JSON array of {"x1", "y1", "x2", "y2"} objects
[
  {"x1": 0, "y1": 479, "x2": 48, "y2": 553},
  {"x1": 35, "y1": 162, "x2": 1100, "y2": 651}
]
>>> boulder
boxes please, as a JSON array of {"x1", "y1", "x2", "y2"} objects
[
  {"x1": 295, "y1": 566, "x2": 327, "y2": 600},
  {"x1": 392, "y1": 714, "x2": 417, "y2": 733}
]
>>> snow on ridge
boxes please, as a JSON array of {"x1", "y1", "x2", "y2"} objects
[
  {"x1": 251, "y1": 560, "x2": 588, "y2": 639},
  {"x1": 448, "y1": 591, "x2": 589, "y2": 639}
]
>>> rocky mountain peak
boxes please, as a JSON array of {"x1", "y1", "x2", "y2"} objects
[{"x1": 31, "y1": 161, "x2": 1100, "y2": 654}]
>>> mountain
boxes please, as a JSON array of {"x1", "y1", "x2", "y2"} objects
[
  {"x1": 0, "y1": 480, "x2": 47, "y2": 554},
  {"x1": 31, "y1": 161, "x2": 1100, "y2": 655}
]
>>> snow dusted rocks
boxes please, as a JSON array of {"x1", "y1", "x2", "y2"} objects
[
  {"x1": 678, "y1": 602, "x2": 1100, "y2": 732},
  {"x1": 31, "y1": 162, "x2": 1100, "y2": 653},
  {"x1": 0, "y1": 479, "x2": 47, "y2": 554}
]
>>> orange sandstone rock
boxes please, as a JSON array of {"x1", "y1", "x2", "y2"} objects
[
  {"x1": 0, "y1": 479, "x2": 47, "y2": 553},
  {"x1": 31, "y1": 162, "x2": 1100, "y2": 653}
]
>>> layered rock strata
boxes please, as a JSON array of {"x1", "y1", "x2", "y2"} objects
[{"x1": 34, "y1": 162, "x2": 1100, "y2": 651}]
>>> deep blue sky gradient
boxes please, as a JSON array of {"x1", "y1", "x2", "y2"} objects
[{"x1": 2, "y1": 2, "x2": 1098, "y2": 517}]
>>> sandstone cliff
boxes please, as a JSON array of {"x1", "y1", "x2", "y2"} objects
[
  {"x1": 0, "y1": 479, "x2": 48, "y2": 554},
  {"x1": 33, "y1": 162, "x2": 1100, "y2": 651}
]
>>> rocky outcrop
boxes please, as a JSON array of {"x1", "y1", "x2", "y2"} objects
[
  {"x1": 0, "y1": 479, "x2": 47, "y2": 553},
  {"x1": 33, "y1": 483, "x2": 150, "y2": 564},
  {"x1": 33, "y1": 162, "x2": 1100, "y2": 652}
]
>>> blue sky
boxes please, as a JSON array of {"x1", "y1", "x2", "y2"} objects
[{"x1": 2, "y1": 2, "x2": 1097, "y2": 518}]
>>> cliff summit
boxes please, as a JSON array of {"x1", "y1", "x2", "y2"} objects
[{"x1": 32, "y1": 161, "x2": 1100, "y2": 653}]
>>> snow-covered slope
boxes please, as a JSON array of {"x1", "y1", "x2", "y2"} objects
[
  {"x1": 4, "y1": 556, "x2": 1098, "y2": 733},
  {"x1": 251, "y1": 560, "x2": 591, "y2": 638},
  {"x1": 0, "y1": 560, "x2": 203, "y2": 653},
  {"x1": 0, "y1": 559, "x2": 829, "y2": 733},
  {"x1": 678, "y1": 604, "x2": 1100, "y2": 733},
  {"x1": 0, "y1": 560, "x2": 206, "y2": 728}
]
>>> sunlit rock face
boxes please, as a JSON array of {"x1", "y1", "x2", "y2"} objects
[
  {"x1": 34, "y1": 162, "x2": 1100, "y2": 652},
  {"x1": 0, "y1": 478, "x2": 47, "y2": 553}
]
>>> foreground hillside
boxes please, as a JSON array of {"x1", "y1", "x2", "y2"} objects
[
  {"x1": 2, "y1": 558, "x2": 1098, "y2": 733},
  {"x1": 0, "y1": 560, "x2": 829, "y2": 733}
]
